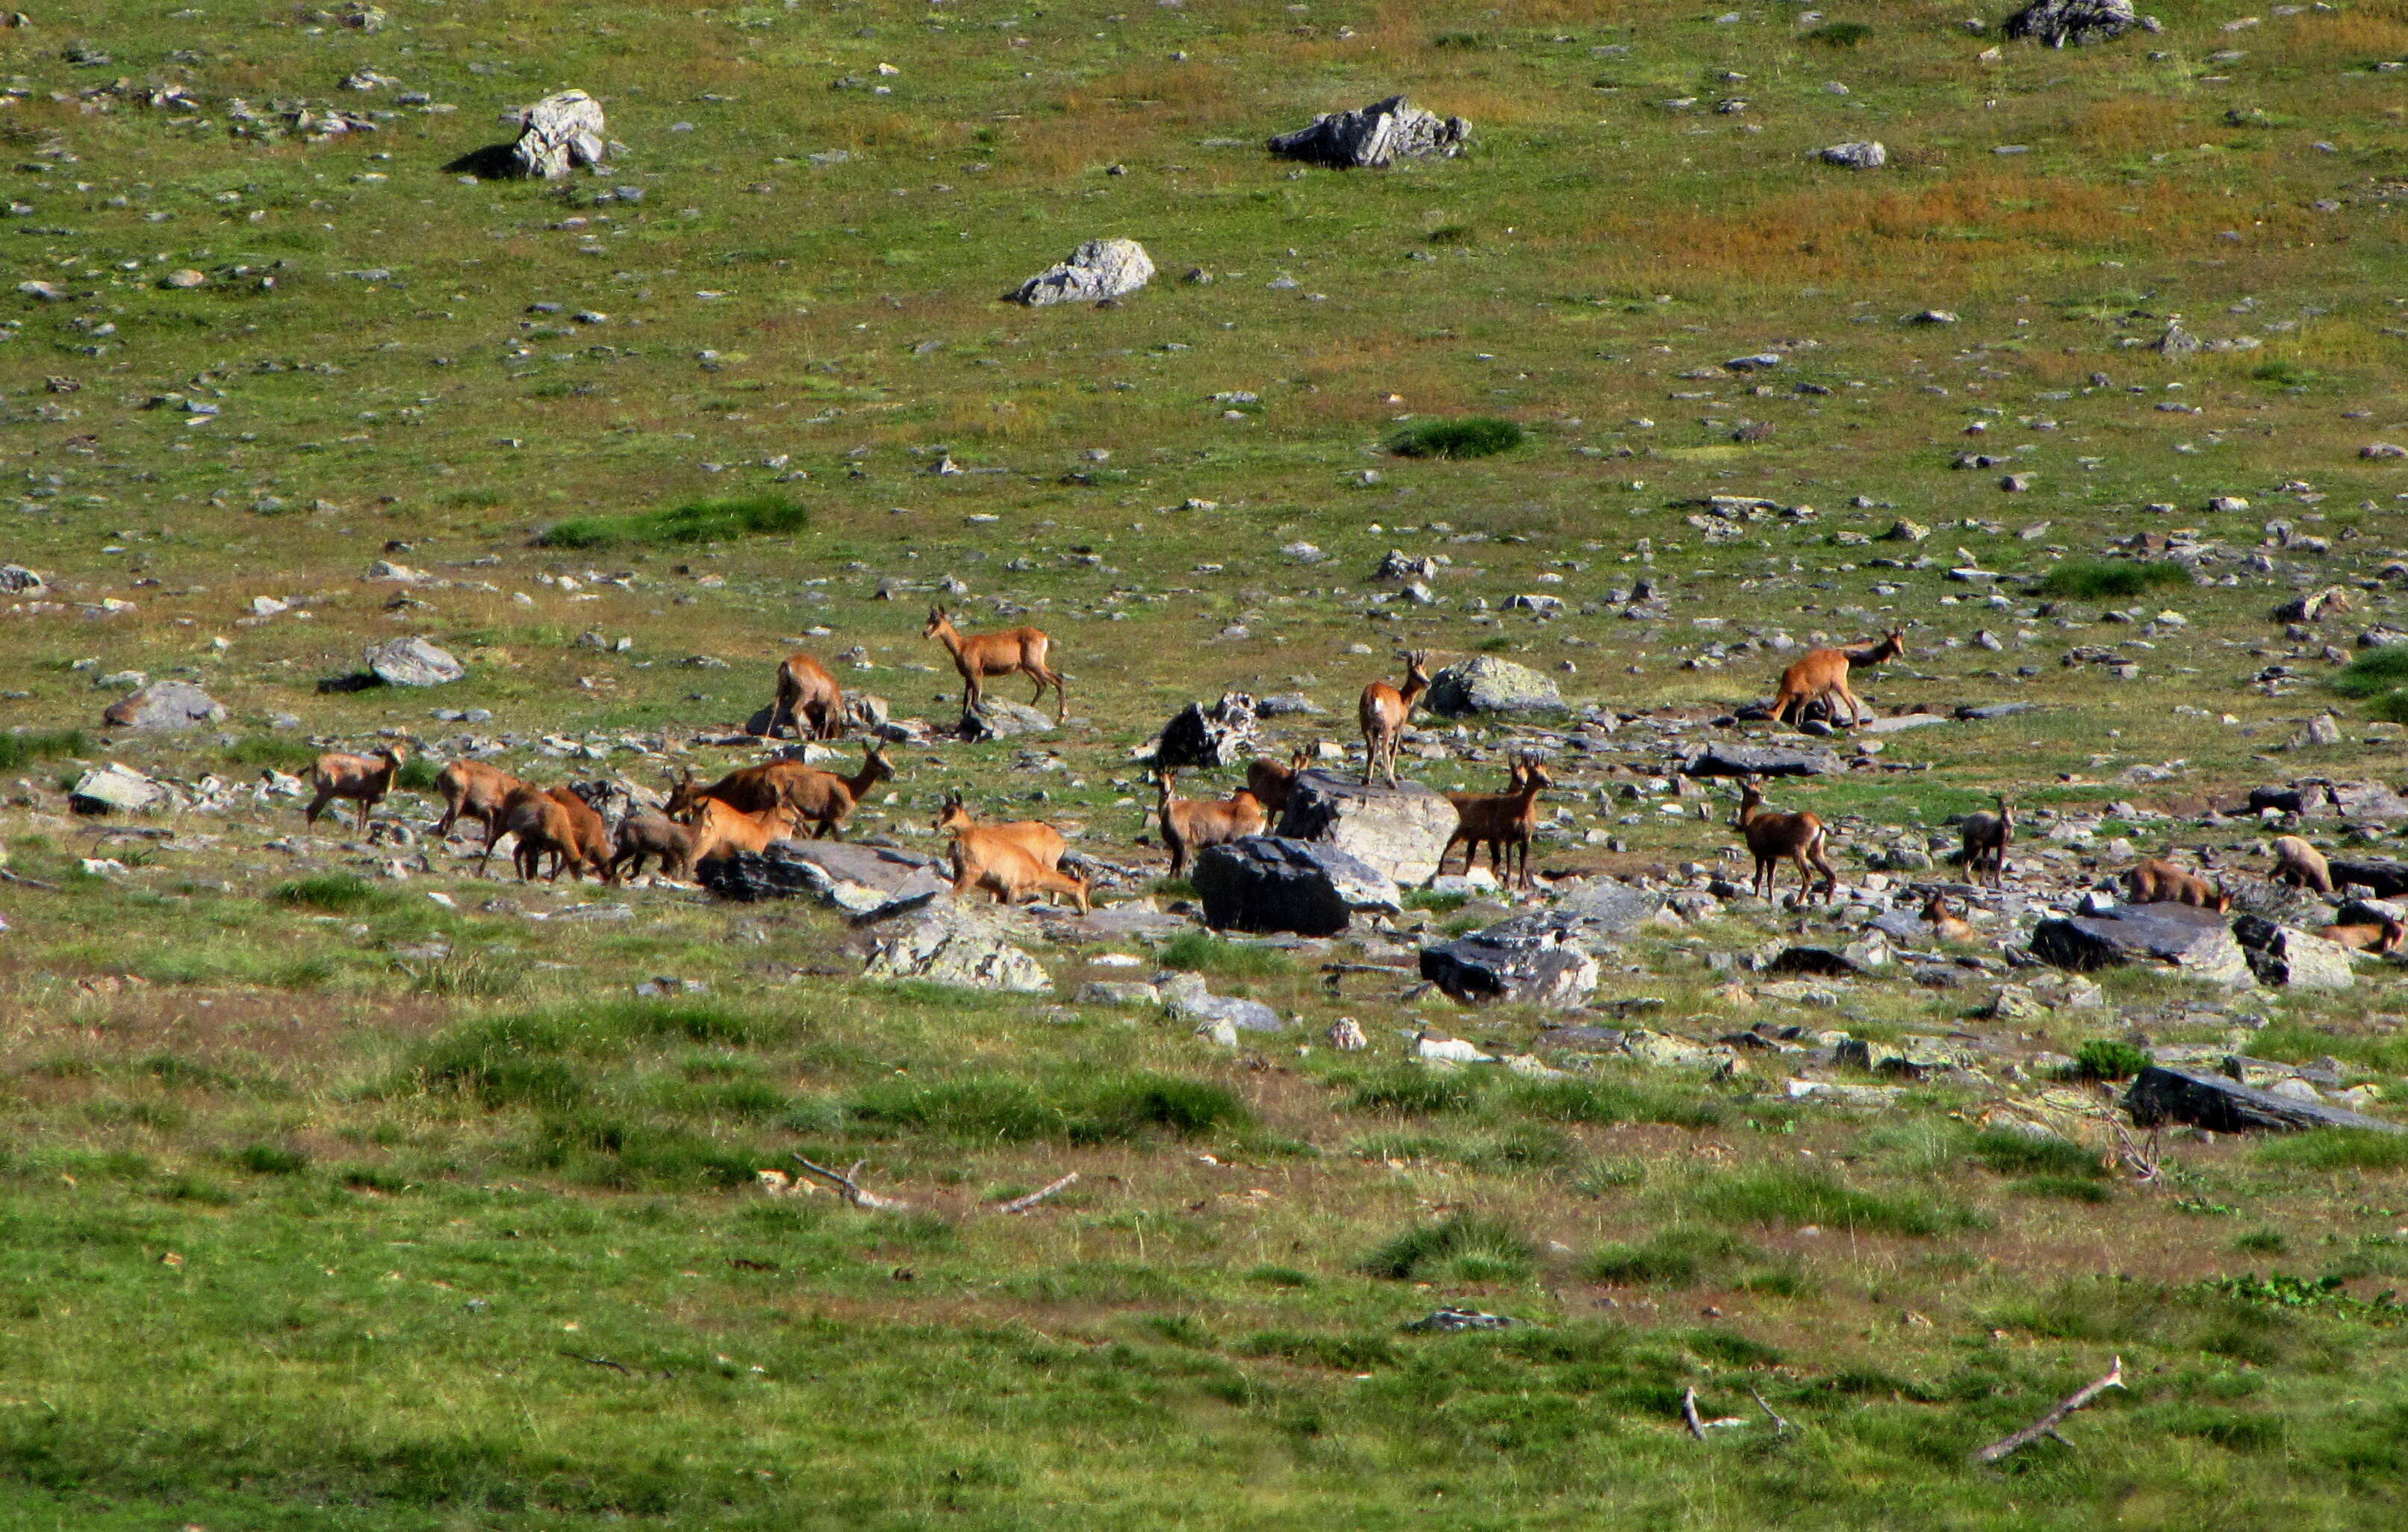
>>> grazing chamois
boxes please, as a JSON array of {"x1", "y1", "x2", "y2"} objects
[
  {"x1": 664, "y1": 759, "x2": 808, "y2": 822},
  {"x1": 1923, "y1": 892, "x2": 1977, "y2": 943},
  {"x1": 1440, "y1": 753, "x2": 1552, "y2": 891},
  {"x1": 482, "y1": 785, "x2": 612, "y2": 881},
  {"x1": 685, "y1": 798, "x2": 798, "y2": 865},
  {"x1": 1359, "y1": 650, "x2": 1432, "y2": 789},
  {"x1": 1959, "y1": 794, "x2": 2014, "y2": 887},
  {"x1": 777, "y1": 741, "x2": 896, "y2": 840},
  {"x1": 2319, "y1": 914, "x2": 2407, "y2": 954},
  {"x1": 433, "y1": 759, "x2": 524, "y2": 840},
  {"x1": 2125, "y1": 857, "x2": 2231, "y2": 912},
  {"x1": 305, "y1": 743, "x2": 408, "y2": 835},
  {"x1": 1244, "y1": 744, "x2": 1313, "y2": 821},
  {"x1": 768, "y1": 653, "x2": 847, "y2": 741},
  {"x1": 1770, "y1": 627, "x2": 1905, "y2": 727},
  {"x1": 1734, "y1": 777, "x2": 1838, "y2": 904},
  {"x1": 938, "y1": 794, "x2": 1089, "y2": 912},
  {"x1": 1156, "y1": 768, "x2": 1267, "y2": 877},
  {"x1": 2271, "y1": 835, "x2": 2334, "y2": 895},
  {"x1": 610, "y1": 807, "x2": 694, "y2": 882},
  {"x1": 924, "y1": 605, "x2": 1067, "y2": 723}
]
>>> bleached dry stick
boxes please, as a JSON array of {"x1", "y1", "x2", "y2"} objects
[
  {"x1": 1681, "y1": 1386, "x2": 1708, "y2": 1441},
  {"x1": 1749, "y1": 1384, "x2": 1791, "y2": 1436},
  {"x1": 791, "y1": 1154, "x2": 911, "y2": 1211},
  {"x1": 994, "y1": 1171, "x2": 1079, "y2": 1215},
  {"x1": 1972, "y1": 1357, "x2": 2124, "y2": 1465}
]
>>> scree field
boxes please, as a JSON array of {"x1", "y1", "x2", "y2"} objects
[{"x1": 4, "y1": 0, "x2": 2408, "y2": 1528}]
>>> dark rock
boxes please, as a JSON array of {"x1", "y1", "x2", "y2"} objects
[
  {"x1": 2030, "y1": 903, "x2": 2253, "y2": 985},
  {"x1": 2230, "y1": 915, "x2": 2356, "y2": 989},
  {"x1": 1954, "y1": 701, "x2": 2038, "y2": 720},
  {"x1": 697, "y1": 840, "x2": 945, "y2": 911},
  {"x1": 1154, "y1": 691, "x2": 1258, "y2": 769},
  {"x1": 1424, "y1": 655, "x2": 1563, "y2": 717},
  {"x1": 2125, "y1": 1064, "x2": 2401, "y2": 1133},
  {"x1": 1276, "y1": 770, "x2": 1457, "y2": 883},
  {"x1": 1403, "y1": 1308, "x2": 1513, "y2": 1333},
  {"x1": 2247, "y1": 785, "x2": 2307, "y2": 815},
  {"x1": 102, "y1": 681, "x2": 226, "y2": 731},
  {"x1": 1420, "y1": 924, "x2": 1599, "y2": 1008},
  {"x1": 1266, "y1": 95, "x2": 1469, "y2": 169},
  {"x1": 2006, "y1": 0, "x2": 2141, "y2": 48},
  {"x1": 1192, "y1": 836, "x2": 1399, "y2": 937},
  {"x1": 1767, "y1": 946, "x2": 1864, "y2": 978},
  {"x1": 1680, "y1": 741, "x2": 1844, "y2": 777},
  {"x1": 2327, "y1": 859, "x2": 2408, "y2": 898}
]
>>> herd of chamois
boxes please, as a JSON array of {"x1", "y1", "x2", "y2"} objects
[{"x1": 296, "y1": 614, "x2": 2363, "y2": 932}]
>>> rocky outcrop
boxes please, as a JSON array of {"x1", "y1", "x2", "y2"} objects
[
  {"x1": 2327, "y1": 859, "x2": 2408, "y2": 898},
  {"x1": 2004, "y1": 0, "x2": 2144, "y2": 47},
  {"x1": 102, "y1": 681, "x2": 226, "y2": 731},
  {"x1": 1420, "y1": 924, "x2": 1598, "y2": 1008},
  {"x1": 1266, "y1": 95, "x2": 1469, "y2": 169},
  {"x1": 2231, "y1": 916, "x2": 2356, "y2": 989},
  {"x1": 860, "y1": 902, "x2": 1051, "y2": 992},
  {"x1": 1681, "y1": 741, "x2": 1844, "y2": 777},
  {"x1": 69, "y1": 765, "x2": 174, "y2": 816},
  {"x1": 366, "y1": 635, "x2": 464, "y2": 687},
  {"x1": 1819, "y1": 140, "x2": 1887, "y2": 169},
  {"x1": 1275, "y1": 770, "x2": 1457, "y2": 884},
  {"x1": 697, "y1": 840, "x2": 948, "y2": 914},
  {"x1": 1012, "y1": 238, "x2": 1154, "y2": 306},
  {"x1": 1423, "y1": 656, "x2": 1562, "y2": 718},
  {"x1": 2126, "y1": 1064, "x2": 2401, "y2": 1133},
  {"x1": 1192, "y1": 837, "x2": 1399, "y2": 936},
  {"x1": 509, "y1": 90, "x2": 607, "y2": 178},
  {"x1": 959, "y1": 697, "x2": 1054, "y2": 741},
  {"x1": 1154, "y1": 691, "x2": 1257, "y2": 769},
  {"x1": 2030, "y1": 903, "x2": 2253, "y2": 985}
]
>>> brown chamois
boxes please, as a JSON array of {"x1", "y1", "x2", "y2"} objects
[
  {"x1": 1770, "y1": 626, "x2": 1905, "y2": 727},
  {"x1": 933, "y1": 792, "x2": 1069, "y2": 874},
  {"x1": 1244, "y1": 744, "x2": 1314, "y2": 820},
  {"x1": 939, "y1": 795, "x2": 1089, "y2": 912},
  {"x1": 685, "y1": 798, "x2": 799, "y2": 865},
  {"x1": 610, "y1": 807, "x2": 695, "y2": 882},
  {"x1": 777, "y1": 741, "x2": 896, "y2": 840},
  {"x1": 2125, "y1": 857, "x2": 2231, "y2": 912},
  {"x1": 305, "y1": 743, "x2": 408, "y2": 835},
  {"x1": 481, "y1": 785, "x2": 612, "y2": 881},
  {"x1": 1359, "y1": 650, "x2": 1432, "y2": 789},
  {"x1": 1735, "y1": 776, "x2": 1838, "y2": 904},
  {"x1": 1923, "y1": 892, "x2": 1977, "y2": 943},
  {"x1": 433, "y1": 759, "x2": 524, "y2": 840},
  {"x1": 2270, "y1": 834, "x2": 2334, "y2": 895},
  {"x1": 1440, "y1": 753, "x2": 1552, "y2": 891},
  {"x1": 1959, "y1": 794, "x2": 2014, "y2": 887},
  {"x1": 664, "y1": 758, "x2": 818, "y2": 821},
  {"x1": 768, "y1": 653, "x2": 847, "y2": 741},
  {"x1": 923, "y1": 605, "x2": 1067, "y2": 723},
  {"x1": 2319, "y1": 915, "x2": 2407, "y2": 954},
  {"x1": 1156, "y1": 768, "x2": 1269, "y2": 877}
]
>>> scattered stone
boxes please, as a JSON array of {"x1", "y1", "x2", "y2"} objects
[
  {"x1": 2004, "y1": 0, "x2": 2142, "y2": 47},
  {"x1": 2126, "y1": 1064, "x2": 2401, "y2": 1133},
  {"x1": 1681, "y1": 741, "x2": 1844, "y2": 778},
  {"x1": 1266, "y1": 95, "x2": 1469, "y2": 168},
  {"x1": 1012, "y1": 237, "x2": 1154, "y2": 306},
  {"x1": 0, "y1": 564, "x2": 46, "y2": 594},
  {"x1": 696, "y1": 840, "x2": 948, "y2": 912},
  {"x1": 1819, "y1": 140, "x2": 1887, "y2": 169},
  {"x1": 1154, "y1": 691, "x2": 1258, "y2": 769},
  {"x1": 1275, "y1": 770, "x2": 1458, "y2": 884},
  {"x1": 102, "y1": 681, "x2": 227, "y2": 732},
  {"x1": 2030, "y1": 903, "x2": 2254, "y2": 985},
  {"x1": 1420, "y1": 922, "x2": 1599, "y2": 1008},
  {"x1": 68, "y1": 764, "x2": 172, "y2": 816},
  {"x1": 959, "y1": 697, "x2": 1054, "y2": 741},
  {"x1": 161, "y1": 268, "x2": 205, "y2": 289},
  {"x1": 1404, "y1": 1307, "x2": 1513, "y2": 1333},
  {"x1": 1257, "y1": 692, "x2": 1324, "y2": 717},
  {"x1": 1954, "y1": 701, "x2": 2036, "y2": 720},
  {"x1": 508, "y1": 90, "x2": 607, "y2": 179},
  {"x1": 1162, "y1": 973, "x2": 1287, "y2": 1033},
  {"x1": 860, "y1": 901, "x2": 1051, "y2": 992},
  {"x1": 1424, "y1": 655, "x2": 1563, "y2": 717},
  {"x1": 1192, "y1": 837, "x2": 1400, "y2": 936},
  {"x1": 366, "y1": 635, "x2": 464, "y2": 687}
]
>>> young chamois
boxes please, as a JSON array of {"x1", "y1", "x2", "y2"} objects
[
  {"x1": 305, "y1": 743, "x2": 408, "y2": 835},
  {"x1": 936, "y1": 792, "x2": 1089, "y2": 912},
  {"x1": 924, "y1": 605, "x2": 1067, "y2": 723},
  {"x1": 1922, "y1": 892, "x2": 1978, "y2": 943},
  {"x1": 777, "y1": 741, "x2": 896, "y2": 840},
  {"x1": 1359, "y1": 650, "x2": 1432, "y2": 789},
  {"x1": 1959, "y1": 794, "x2": 2014, "y2": 887},
  {"x1": 1770, "y1": 627, "x2": 1905, "y2": 727},
  {"x1": 1735, "y1": 777, "x2": 1838, "y2": 904},
  {"x1": 664, "y1": 759, "x2": 808, "y2": 821},
  {"x1": 2319, "y1": 913, "x2": 2407, "y2": 954},
  {"x1": 2271, "y1": 834, "x2": 2335, "y2": 895},
  {"x1": 481, "y1": 785, "x2": 613, "y2": 881},
  {"x1": 2125, "y1": 857, "x2": 2231, "y2": 912},
  {"x1": 1440, "y1": 753, "x2": 1552, "y2": 891},
  {"x1": 1244, "y1": 744, "x2": 1313, "y2": 821},
  {"x1": 610, "y1": 807, "x2": 695, "y2": 882},
  {"x1": 1156, "y1": 768, "x2": 1268, "y2": 877},
  {"x1": 685, "y1": 798, "x2": 799, "y2": 865},
  {"x1": 768, "y1": 653, "x2": 847, "y2": 741},
  {"x1": 433, "y1": 759, "x2": 524, "y2": 840}
]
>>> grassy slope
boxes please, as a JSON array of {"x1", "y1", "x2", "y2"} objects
[{"x1": 4, "y1": 0, "x2": 2408, "y2": 1526}]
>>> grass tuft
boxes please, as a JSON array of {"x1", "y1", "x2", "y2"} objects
[
  {"x1": 538, "y1": 494, "x2": 808, "y2": 549},
  {"x1": 1384, "y1": 417, "x2": 1526, "y2": 459},
  {"x1": 0, "y1": 729, "x2": 87, "y2": 772},
  {"x1": 1361, "y1": 1211, "x2": 1533, "y2": 1282},
  {"x1": 1156, "y1": 931, "x2": 1298, "y2": 977},
  {"x1": 1692, "y1": 1165, "x2": 1987, "y2": 1236},
  {"x1": 1584, "y1": 1227, "x2": 1758, "y2": 1286},
  {"x1": 271, "y1": 874, "x2": 396, "y2": 913},
  {"x1": 2074, "y1": 1039, "x2": 2150, "y2": 1082},
  {"x1": 1807, "y1": 20, "x2": 1873, "y2": 46},
  {"x1": 2253, "y1": 1129, "x2": 2408, "y2": 1172},
  {"x1": 2037, "y1": 559, "x2": 2192, "y2": 600}
]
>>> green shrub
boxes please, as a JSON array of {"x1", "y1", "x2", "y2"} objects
[
  {"x1": 1970, "y1": 1128, "x2": 2107, "y2": 1179},
  {"x1": 1361, "y1": 1212, "x2": 1533, "y2": 1282},
  {"x1": 2074, "y1": 1039, "x2": 2150, "y2": 1082},
  {"x1": 1807, "y1": 20, "x2": 1872, "y2": 46},
  {"x1": 1385, "y1": 416, "x2": 1526, "y2": 459},
  {"x1": 1696, "y1": 1165, "x2": 1985, "y2": 1236},
  {"x1": 538, "y1": 493, "x2": 806, "y2": 549},
  {"x1": 1076, "y1": 1073, "x2": 1251, "y2": 1141},
  {"x1": 1584, "y1": 1227, "x2": 1758, "y2": 1286},
  {"x1": 1156, "y1": 931, "x2": 1298, "y2": 978},
  {"x1": 849, "y1": 1071, "x2": 1247, "y2": 1144},
  {"x1": 2330, "y1": 647, "x2": 2408, "y2": 700},
  {"x1": 0, "y1": 728, "x2": 86, "y2": 772},
  {"x1": 223, "y1": 734, "x2": 317, "y2": 772},
  {"x1": 271, "y1": 874, "x2": 396, "y2": 913},
  {"x1": 2037, "y1": 559, "x2": 2191, "y2": 600}
]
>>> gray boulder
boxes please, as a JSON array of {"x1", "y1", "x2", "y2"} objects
[
  {"x1": 102, "y1": 681, "x2": 226, "y2": 732},
  {"x1": 1154, "y1": 691, "x2": 1257, "y2": 769},
  {"x1": 1192, "y1": 836, "x2": 1399, "y2": 937},
  {"x1": 509, "y1": 90, "x2": 606, "y2": 178},
  {"x1": 1681, "y1": 741, "x2": 1845, "y2": 777},
  {"x1": 1012, "y1": 238, "x2": 1154, "y2": 306},
  {"x1": 0, "y1": 564, "x2": 45, "y2": 594},
  {"x1": 1160, "y1": 972, "x2": 1287, "y2": 1033},
  {"x1": 1275, "y1": 769, "x2": 1457, "y2": 883},
  {"x1": 1266, "y1": 95, "x2": 1469, "y2": 169},
  {"x1": 69, "y1": 764, "x2": 173, "y2": 816},
  {"x1": 2126, "y1": 1064, "x2": 2401, "y2": 1134},
  {"x1": 2005, "y1": 0, "x2": 2144, "y2": 47},
  {"x1": 1819, "y1": 140, "x2": 1887, "y2": 169},
  {"x1": 2231, "y1": 915, "x2": 2356, "y2": 990},
  {"x1": 1424, "y1": 655, "x2": 1562, "y2": 718},
  {"x1": 861, "y1": 902, "x2": 1051, "y2": 992},
  {"x1": 697, "y1": 840, "x2": 948, "y2": 914},
  {"x1": 367, "y1": 635, "x2": 464, "y2": 687},
  {"x1": 2029, "y1": 903, "x2": 2253, "y2": 985},
  {"x1": 1420, "y1": 924, "x2": 1599, "y2": 1008},
  {"x1": 959, "y1": 697, "x2": 1054, "y2": 741}
]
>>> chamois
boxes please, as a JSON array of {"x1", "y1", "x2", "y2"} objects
[
  {"x1": 2319, "y1": 915, "x2": 2407, "y2": 954},
  {"x1": 939, "y1": 794, "x2": 1089, "y2": 912},
  {"x1": 2271, "y1": 835, "x2": 2334, "y2": 895},
  {"x1": 433, "y1": 759, "x2": 523, "y2": 840},
  {"x1": 1959, "y1": 794, "x2": 2014, "y2": 887},
  {"x1": 1156, "y1": 768, "x2": 1267, "y2": 877},
  {"x1": 924, "y1": 605, "x2": 1067, "y2": 723},
  {"x1": 610, "y1": 807, "x2": 695, "y2": 882},
  {"x1": 685, "y1": 798, "x2": 799, "y2": 865},
  {"x1": 1244, "y1": 744, "x2": 1313, "y2": 821},
  {"x1": 1770, "y1": 626, "x2": 1905, "y2": 727},
  {"x1": 1922, "y1": 892, "x2": 1977, "y2": 943},
  {"x1": 1440, "y1": 753, "x2": 1552, "y2": 891},
  {"x1": 1734, "y1": 777, "x2": 1838, "y2": 904},
  {"x1": 664, "y1": 759, "x2": 807, "y2": 822},
  {"x1": 777, "y1": 741, "x2": 896, "y2": 840},
  {"x1": 1359, "y1": 650, "x2": 1432, "y2": 789},
  {"x1": 305, "y1": 743, "x2": 408, "y2": 835},
  {"x1": 934, "y1": 792, "x2": 1069, "y2": 874},
  {"x1": 482, "y1": 785, "x2": 612, "y2": 881},
  {"x1": 2125, "y1": 857, "x2": 2231, "y2": 912},
  {"x1": 768, "y1": 653, "x2": 847, "y2": 741}
]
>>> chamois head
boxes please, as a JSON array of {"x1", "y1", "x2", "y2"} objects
[
  {"x1": 662, "y1": 766, "x2": 706, "y2": 821},
  {"x1": 922, "y1": 605, "x2": 953, "y2": 639},
  {"x1": 375, "y1": 742, "x2": 408, "y2": 767},
  {"x1": 857, "y1": 740, "x2": 896, "y2": 788},
  {"x1": 2379, "y1": 916, "x2": 2408, "y2": 955},
  {"x1": 1516, "y1": 753, "x2": 1554, "y2": 791},
  {"x1": 1733, "y1": 775, "x2": 1766, "y2": 826},
  {"x1": 1403, "y1": 649, "x2": 1433, "y2": 685},
  {"x1": 935, "y1": 790, "x2": 973, "y2": 833}
]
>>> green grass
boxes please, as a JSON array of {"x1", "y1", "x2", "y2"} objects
[
  {"x1": 1360, "y1": 1211, "x2": 1534, "y2": 1282},
  {"x1": 1155, "y1": 932, "x2": 1299, "y2": 979},
  {"x1": 0, "y1": 729, "x2": 85, "y2": 772},
  {"x1": 1806, "y1": 21, "x2": 1873, "y2": 46},
  {"x1": 2037, "y1": 560, "x2": 2195, "y2": 600},
  {"x1": 2331, "y1": 647, "x2": 2408, "y2": 701},
  {"x1": 1687, "y1": 1165, "x2": 1988, "y2": 1237},
  {"x1": 270, "y1": 874, "x2": 396, "y2": 913},
  {"x1": 2254, "y1": 1129, "x2": 2408, "y2": 1172},
  {"x1": 538, "y1": 494, "x2": 808, "y2": 549},
  {"x1": 1384, "y1": 417, "x2": 1528, "y2": 460},
  {"x1": 1584, "y1": 1226, "x2": 1759, "y2": 1286}
]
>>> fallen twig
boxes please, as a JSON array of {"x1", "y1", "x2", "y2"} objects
[
  {"x1": 0, "y1": 868, "x2": 60, "y2": 891},
  {"x1": 1749, "y1": 1384, "x2": 1791, "y2": 1436},
  {"x1": 791, "y1": 1154, "x2": 911, "y2": 1211},
  {"x1": 1973, "y1": 1357, "x2": 2124, "y2": 1465},
  {"x1": 567, "y1": 1353, "x2": 632, "y2": 1375},
  {"x1": 994, "y1": 1171, "x2": 1079, "y2": 1215}
]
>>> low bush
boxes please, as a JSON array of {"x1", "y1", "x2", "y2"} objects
[
  {"x1": 272, "y1": 874, "x2": 395, "y2": 913},
  {"x1": 1970, "y1": 1128, "x2": 2108, "y2": 1179},
  {"x1": 2037, "y1": 559, "x2": 2191, "y2": 600},
  {"x1": 1385, "y1": 417, "x2": 1526, "y2": 459},
  {"x1": 539, "y1": 493, "x2": 807, "y2": 549},
  {"x1": 1361, "y1": 1211, "x2": 1533, "y2": 1282},
  {"x1": 2074, "y1": 1039, "x2": 2151, "y2": 1082}
]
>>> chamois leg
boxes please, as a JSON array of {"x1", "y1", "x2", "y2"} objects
[
  {"x1": 1830, "y1": 680, "x2": 1867, "y2": 726},
  {"x1": 355, "y1": 796, "x2": 376, "y2": 835},
  {"x1": 305, "y1": 790, "x2": 335, "y2": 829}
]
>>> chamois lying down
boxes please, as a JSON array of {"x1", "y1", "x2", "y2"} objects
[{"x1": 2124, "y1": 857, "x2": 2230, "y2": 912}]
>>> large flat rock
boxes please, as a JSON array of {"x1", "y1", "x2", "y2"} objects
[
  {"x1": 1681, "y1": 742, "x2": 1844, "y2": 778},
  {"x1": 1192, "y1": 836, "x2": 1399, "y2": 937},
  {"x1": 2126, "y1": 1065, "x2": 2402, "y2": 1134},
  {"x1": 2030, "y1": 903, "x2": 2254, "y2": 985},
  {"x1": 1275, "y1": 770, "x2": 1457, "y2": 884}
]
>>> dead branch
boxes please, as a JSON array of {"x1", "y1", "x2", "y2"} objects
[
  {"x1": 1973, "y1": 1357, "x2": 2124, "y2": 1465},
  {"x1": 994, "y1": 1171, "x2": 1079, "y2": 1215},
  {"x1": 1749, "y1": 1384, "x2": 1791, "y2": 1436},
  {"x1": 567, "y1": 1353, "x2": 632, "y2": 1375},
  {"x1": 0, "y1": 868, "x2": 59, "y2": 891},
  {"x1": 1681, "y1": 1386, "x2": 1708, "y2": 1440},
  {"x1": 791, "y1": 1154, "x2": 911, "y2": 1211}
]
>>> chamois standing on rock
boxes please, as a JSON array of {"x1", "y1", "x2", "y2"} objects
[
  {"x1": 1359, "y1": 650, "x2": 1431, "y2": 789},
  {"x1": 1959, "y1": 794, "x2": 2014, "y2": 887},
  {"x1": 434, "y1": 759, "x2": 523, "y2": 840},
  {"x1": 1440, "y1": 753, "x2": 1552, "y2": 891},
  {"x1": 768, "y1": 653, "x2": 847, "y2": 741},
  {"x1": 1244, "y1": 744, "x2": 1313, "y2": 820},
  {"x1": 1770, "y1": 627, "x2": 1905, "y2": 727},
  {"x1": 936, "y1": 792, "x2": 1089, "y2": 912},
  {"x1": 2126, "y1": 857, "x2": 2231, "y2": 912},
  {"x1": 2319, "y1": 914, "x2": 2407, "y2": 954},
  {"x1": 1157, "y1": 769, "x2": 1267, "y2": 877},
  {"x1": 2271, "y1": 834, "x2": 2334, "y2": 895},
  {"x1": 305, "y1": 743, "x2": 408, "y2": 835},
  {"x1": 924, "y1": 605, "x2": 1067, "y2": 723},
  {"x1": 1735, "y1": 776, "x2": 1838, "y2": 905}
]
